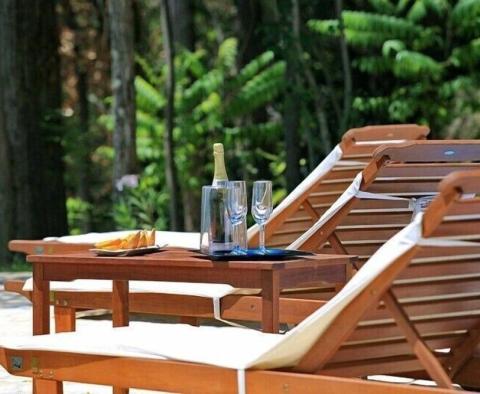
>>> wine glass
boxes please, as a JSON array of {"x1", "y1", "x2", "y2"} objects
[
  {"x1": 251, "y1": 180, "x2": 273, "y2": 253},
  {"x1": 226, "y1": 181, "x2": 248, "y2": 254}
]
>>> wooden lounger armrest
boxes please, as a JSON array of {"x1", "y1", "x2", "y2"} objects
[
  {"x1": 3, "y1": 280, "x2": 32, "y2": 301},
  {"x1": 374, "y1": 140, "x2": 480, "y2": 163},
  {"x1": 439, "y1": 169, "x2": 480, "y2": 196},
  {"x1": 341, "y1": 124, "x2": 429, "y2": 150},
  {"x1": 423, "y1": 169, "x2": 480, "y2": 237},
  {"x1": 8, "y1": 240, "x2": 93, "y2": 255}
]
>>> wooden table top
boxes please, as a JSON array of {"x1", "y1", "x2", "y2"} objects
[{"x1": 27, "y1": 248, "x2": 356, "y2": 271}]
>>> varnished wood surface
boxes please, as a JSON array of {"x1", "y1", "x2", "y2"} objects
[
  {"x1": 9, "y1": 240, "x2": 93, "y2": 255},
  {"x1": 27, "y1": 248, "x2": 354, "y2": 271},
  {"x1": 0, "y1": 347, "x2": 464, "y2": 394},
  {"x1": 28, "y1": 248, "x2": 354, "y2": 334}
]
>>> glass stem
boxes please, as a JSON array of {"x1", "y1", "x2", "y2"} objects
[
  {"x1": 233, "y1": 222, "x2": 240, "y2": 252},
  {"x1": 259, "y1": 223, "x2": 266, "y2": 252}
]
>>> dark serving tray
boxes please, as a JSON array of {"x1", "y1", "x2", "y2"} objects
[{"x1": 207, "y1": 248, "x2": 314, "y2": 261}]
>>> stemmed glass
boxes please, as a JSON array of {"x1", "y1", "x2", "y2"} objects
[
  {"x1": 226, "y1": 181, "x2": 248, "y2": 254},
  {"x1": 251, "y1": 180, "x2": 273, "y2": 253}
]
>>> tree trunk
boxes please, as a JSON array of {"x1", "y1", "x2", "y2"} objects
[
  {"x1": 62, "y1": 0, "x2": 91, "y2": 232},
  {"x1": 0, "y1": 0, "x2": 67, "y2": 264},
  {"x1": 335, "y1": 0, "x2": 352, "y2": 135},
  {"x1": 160, "y1": 0, "x2": 183, "y2": 231},
  {"x1": 108, "y1": 0, "x2": 137, "y2": 198},
  {"x1": 283, "y1": 0, "x2": 302, "y2": 191},
  {"x1": 0, "y1": 83, "x2": 13, "y2": 265},
  {"x1": 236, "y1": 0, "x2": 262, "y2": 65},
  {"x1": 169, "y1": 0, "x2": 195, "y2": 51},
  {"x1": 77, "y1": 67, "x2": 92, "y2": 232}
]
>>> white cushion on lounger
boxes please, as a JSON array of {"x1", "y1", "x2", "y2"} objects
[
  {"x1": 0, "y1": 322, "x2": 283, "y2": 370},
  {"x1": 44, "y1": 230, "x2": 200, "y2": 249},
  {"x1": 9, "y1": 215, "x2": 424, "y2": 371},
  {"x1": 22, "y1": 279, "x2": 240, "y2": 298},
  {"x1": 247, "y1": 144, "x2": 343, "y2": 240},
  {"x1": 288, "y1": 173, "x2": 363, "y2": 250}
]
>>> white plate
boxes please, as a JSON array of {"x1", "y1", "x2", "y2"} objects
[{"x1": 89, "y1": 244, "x2": 166, "y2": 257}]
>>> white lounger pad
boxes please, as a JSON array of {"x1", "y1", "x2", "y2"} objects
[
  {"x1": 12, "y1": 216, "x2": 424, "y2": 371},
  {"x1": 44, "y1": 230, "x2": 200, "y2": 249},
  {"x1": 22, "y1": 279, "x2": 246, "y2": 298},
  {"x1": 1, "y1": 322, "x2": 283, "y2": 371}
]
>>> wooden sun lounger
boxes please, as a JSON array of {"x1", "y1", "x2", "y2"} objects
[
  {"x1": 1, "y1": 169, "x2": 479, "y2": 393},
  {"x1": 291, "y1": 140, "x2": 480, "y2": 260},
  {"x1": 7, "y1": 140, "x2": 480, "y2": 334},
  {"x1": 249, "y1": 123, "x2": 429, "y2": 247},
  {"x1": 7, "y1": 123, "x2": 429, "y2": 256}
]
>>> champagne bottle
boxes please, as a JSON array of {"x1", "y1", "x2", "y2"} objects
[
  {"x1": 209, "y1": 143, "x2": 233, "y2": 251},
  {"x1": 212, "y1": 143, "x2": 228, "y2": 185}
]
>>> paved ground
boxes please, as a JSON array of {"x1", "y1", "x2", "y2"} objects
[{"x1": 0, "y1": 273, "x2": 163, "y2": 393}]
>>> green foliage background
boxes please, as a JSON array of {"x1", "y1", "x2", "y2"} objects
[{"x1": 62, "y1": 0, "x2": 480, "y2": 234}]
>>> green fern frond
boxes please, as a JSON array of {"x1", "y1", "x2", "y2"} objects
[
  {"x1": 438, "y1": 76, "x2": 475, "y2": 98},
  {"x1": 225, "y1": 61, "x2": 286, "y2": 118},
  {"x1": 217, "y1": 37, "x2": 238, "y2": 70},
  {"x1": 393, "y1": 50, "x2": 443, "y2": 79},
  {"x1": 407, "y1": 1, "x2": 428, "y2": 22},
  {"x1": 388, "y1": 98, "x2": 416, "y2": 120},
  {"x1": 353, "y1": 56, "x2": 392, "y2": 73},
  {"x1": 181, "y1": 50, "x2": 207, "y2": 78},
  {"x1": 369, "y1": 0, "x2": 396, "y2": 14},
  {"x1": 352, "y1": 96, "x2": 390, "y2": 113},
  {"x1": 342, "y1": 11, "x2": 421, "y2": 38},
  {"x1": 396, "y1": 0, "x2": 412, "y2": 14},
  {"x1": 424, "y1": 0, "x2": 449, "y2": 15},
  {"x1": 452, "y1": 0, "x2": 480, "y2": 22},
  {"x1": 450, "y1": 37, "x2": 480, "y2": 67},
  {"x1": 192, "y1": 92, "x2": 222, "y2": 120},
  {"x1": 413, "y1": 27, "x2": 443, "y2": 51},
  {"x1": 344, "y1": 29, "x2": 389, "y2": 48},
  {"x1": 97, "y1": 114, "x2": 113, "y2": 131},
  {"x1": 136, "y1": 110, "x2": 163, "y2": 134},
  {"x1": 136, "y1": 55, "x2": 161, "y2": 86},
  {"x1": 135, "y1": 76, "x2": 166, "y2": 113},
  {"x1": 180, "y1": 69, "x2": 224, "y2": 111},
  {"x1": 382, "y1": 39, "x2": 406, "y2": 57},
  {"x1": 231, "y1": 51, "x2": 275, "y2": 89},
  {"x1": 406, "y1": 0, "x2": 449, "y2": 22},
  {"x1": 307, "y1": 19, "x2": 340, "y2": 36},
  {"x1": 452, "y1": 0, "x2": 480, "y2": 35}
]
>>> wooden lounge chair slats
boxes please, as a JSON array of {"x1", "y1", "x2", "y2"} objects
[
  {"x1": 318, "y1": 180, "x2": 480, "y2": 385},
  {"x1": 257, "y1": 125, "x2": 430, "y2": 247},
  {"x1": 8, "y1": 168, "x2": 480, "y2": 393}
]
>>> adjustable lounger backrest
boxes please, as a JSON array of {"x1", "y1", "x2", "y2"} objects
[
  {"x1": 294, "y1": 170, "x2": 480, "y2": 386},
  {"x1": 291, "y1": 141, "x2": 480, "y2": 267},
  {"x1": 250, "y1": 124, "x2": 429, "y2": 248}
]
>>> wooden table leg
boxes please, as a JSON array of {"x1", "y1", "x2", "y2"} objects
[
  {"x1": 261, "y1": 270, "x2": 280, "y2": 333},
  {"x1": 112, "y1": 280, "x2": 129, "y2": 327},
  {"x1": 32, "y1": 263, "x2": 50, "y2": 335},
  {"x1": 34, "y1": 379, "x2": 63, "y2": 394},
  {"x1": 54, "y1": 306, "x2": 76, "y2": 333},
  {"x1": 32, "y1": 264, "x2": 64, "y2": 393},
  {"x1": 112, "y1": 280, "x2": 130, "y2": 394}
]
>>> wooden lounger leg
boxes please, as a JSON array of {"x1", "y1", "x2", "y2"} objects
[
  {"x1": 383, "y1": 290, "x2": 454, "y2": 389},
  {"x1": 33, "y1": 378, "x2": 63, "y2": 394},
  {"x1": 54, "y1": 306, "x2": 76, "y2": 333},
  {"x1": 113, "y1": 388, "x2": 128, "y2": 394}
]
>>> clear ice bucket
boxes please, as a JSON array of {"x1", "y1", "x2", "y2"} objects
[{"x1": 200, "y1": 185, "x2": 233, "y2": 254}]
